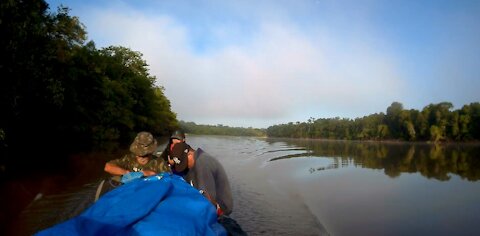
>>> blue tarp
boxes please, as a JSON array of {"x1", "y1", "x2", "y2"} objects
[{"x1": 35, "y1": 173, "x2": 227, "y2": 236}]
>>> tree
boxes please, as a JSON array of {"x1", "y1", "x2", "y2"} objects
[
  {"x1": 386, "y1": 102, "x2": 404, "y2": 138},
  {"x1": 403, "y1": 121, "x2": 416, "y2": 141},
  {"x1": 0, "y1": 1, "x2": 89, "y2": 167},
  {"x1": 0, "y1": 1, "x2": 179, "y2": 171},
  {"x1": 467, "y1": 103, "x2": 480, "y2": 139},
  {"x1": 423, "y1": 102, "x2": 453, "y2": 142},
  {"x1": 377, "y1": 124, "x2": 390, "y2": 139},
  {"x1": 430, "y1": 125, "x2": 447, "y2": 142}
]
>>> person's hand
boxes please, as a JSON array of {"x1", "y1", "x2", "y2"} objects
[
  {"x1": 142, "y1": 170, "x2": 156, "y2": 176},
  {"x1": 200, "y1": 190, "x2": 223, "y2": 216},
  {"x1": 216, "y1": 204, "x2": 224, "y2": 216},
  {"x1": 167, "y1": 156, "x2": 174, "y2": 165}
]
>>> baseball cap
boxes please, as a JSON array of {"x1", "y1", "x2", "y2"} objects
[
  {"x1": 171, "y1": 130, "x2": 186, "y2": 140},
  {"x1": 170, "y1": 142, "x2": 190, "y2": 172}
]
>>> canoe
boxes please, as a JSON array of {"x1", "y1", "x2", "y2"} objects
[{"x1": 33, "y1": 173, "x2": 227, "y2": 235}]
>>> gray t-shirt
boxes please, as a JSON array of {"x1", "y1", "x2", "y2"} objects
[{"x1": 184, "y1": 148, "x2": 233, "y2": 215}]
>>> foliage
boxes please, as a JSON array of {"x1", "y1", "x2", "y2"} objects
[
  {"x1": 267, "y1": 102, "x2": 480, "y2": 142},
  {"x1": 0, "y1": 1, "x2": 178, "y2": 172},
  {"x1": 180, "y1": 121, "x2": 266, "y2": 137}
]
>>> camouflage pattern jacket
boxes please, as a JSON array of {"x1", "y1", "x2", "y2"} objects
[{"x1": 108, "y1": 153, "x2": 170, "y2": 182}]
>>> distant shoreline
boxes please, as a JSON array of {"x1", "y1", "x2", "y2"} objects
[{"x1": 258, "y1": 136, "x2": 480, "y2": 145}]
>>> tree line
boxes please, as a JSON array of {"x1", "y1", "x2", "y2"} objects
[
  {"x1": 180, "y1": 121, "x2": 265, "y2": 137},
  {"x1": 0, "y1": 1, "x2": 178, "y2": 173},
  {"x1": 267, "y1": 102, "x2": 480, "y2": 142}
]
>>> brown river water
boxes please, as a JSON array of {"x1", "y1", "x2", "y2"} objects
[{"x1": 3, "y1": 135, "x2": 480, "y2": 235}]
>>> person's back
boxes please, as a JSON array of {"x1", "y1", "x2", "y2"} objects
[
  {"x1": 185, "y1": 148, "x2": 233, "y2": 215},
  {"x1": 170, "y1": 143, "x2": 233, "y2": 215},
  {"x1": 170, "y1": 142, "x2": 247, "y2": 235}
]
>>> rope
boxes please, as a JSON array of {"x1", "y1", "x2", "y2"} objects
[{"x1": 94, "y1": 179, "x2": 106, "y2": 202}]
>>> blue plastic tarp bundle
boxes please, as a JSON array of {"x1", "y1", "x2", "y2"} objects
[{"x1": 35, "y1": 173, "x2": 227, "y2": 236}]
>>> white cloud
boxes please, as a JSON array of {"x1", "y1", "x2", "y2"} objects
[{"x1": 83, "y1": 4, "x2": 405, "y2": 127}]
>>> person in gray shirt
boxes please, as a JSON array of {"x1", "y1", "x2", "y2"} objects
[{"x1": 169, "y1": 142, "x2": 233, "y2": 216}]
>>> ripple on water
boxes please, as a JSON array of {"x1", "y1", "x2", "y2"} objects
[{"x1": 218, "y1": 141, "x2": 330, "y2": 235}]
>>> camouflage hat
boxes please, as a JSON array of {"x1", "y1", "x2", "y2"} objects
[{"x1": 130, "y1": 131, "x2": 158, "y2": 156}]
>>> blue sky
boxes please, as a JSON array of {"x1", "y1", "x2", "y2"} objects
[{"x1": 46, "y1": 0, "x2": 480, "y2": 128}]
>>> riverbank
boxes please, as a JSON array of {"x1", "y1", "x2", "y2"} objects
[{"x1": 263, "y1": 136, "x2": 480, "y2": 145}]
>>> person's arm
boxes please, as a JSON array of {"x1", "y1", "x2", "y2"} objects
[
  {"x1": 197, "y1": 169, "x2": 217, "y2": 200},
  {"x1": 156, "y1": 158, "x2": 171, "y2": 173},
  {"x1": 142, "y1": 170, "x2": 156, "y2": 176},
  {"x1": 197, "y1": 166, "x2": 233, "y2": 216},
  {"x1": 156, "y1": 143, "x2": 170, "y2": 162},
  {"x1": 215, "y1": 164, "x2": 233, "y2": 215},
  {"x1": 200, "y1": 155, "x2": 233, "y2": 215},
  {"x1": 195, "y1": 160, "x2": 218, "y2": 203},
  {"x1": 197, "y1": 170, "x2": 223, "y2": 215},
  {"x1": 104, "y1": 162, "x2": 130, "y2": 176}
]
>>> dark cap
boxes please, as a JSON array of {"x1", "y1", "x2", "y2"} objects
[
  {"x1": 130, "y1": 131, "x2": 157, "y2": 156},
  {"x1": 170, "y1": 142, "x2": 190, "y2": 172},
  {"x1": 170, "y1": 130, "x2": 186, "y2": 140}
]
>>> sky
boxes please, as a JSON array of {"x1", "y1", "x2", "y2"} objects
[{"x1": 46, "y1": 0, "x2": 480, "y2": 128}]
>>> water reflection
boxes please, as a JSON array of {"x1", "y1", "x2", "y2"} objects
[
  {"x1": 266, "y1": 139, "x2": 480, "y2": 181},
  {"x1": 308, "y1": 162, "x2": 339, "y2": 173}
]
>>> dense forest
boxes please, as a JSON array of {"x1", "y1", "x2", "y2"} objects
[
  {"x1": 180, "y1": 121, "x2": 265, "y2": 137},
  {"x1": 179, "y1": 101, "x2": 480, "y2": 143},
  {"x1": 267, "y1": 102, "x2": 480, "y2": 142},
  {"x1": 0, "y1": 1, "x2": 178, "y2": 173}
]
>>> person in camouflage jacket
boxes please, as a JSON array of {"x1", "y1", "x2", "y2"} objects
[{"x1": 104, "y1": 131, "x2": 170, "y2": 182}]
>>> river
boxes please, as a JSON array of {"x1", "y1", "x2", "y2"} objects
[{"x1": 5, "y1": 135, "x2": 480, "y2": 235}]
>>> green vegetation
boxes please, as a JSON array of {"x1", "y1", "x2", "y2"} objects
[
  {"x1": 177, "y1": 101, "x2": 479, "y2": 143},
  {"x1": 267, "y1": 102, "x2": 480, "y2": 142},
  {"x1": 180, "y1": 121, "x2": 266, "y2": 137},
  {"x1": 0, "y1": 1, "x2": 178, "y2": 172}
]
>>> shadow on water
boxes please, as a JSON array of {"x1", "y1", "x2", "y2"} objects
[
  {"x1": 1, "y1": 148, "x2": 127, "y2": 236},
  {"x1": 1, "y1": 137, "x2": 172, "y2": 236},
  {"x1": 266, "y1": 139, "x2": 480, "y2": 181}
]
